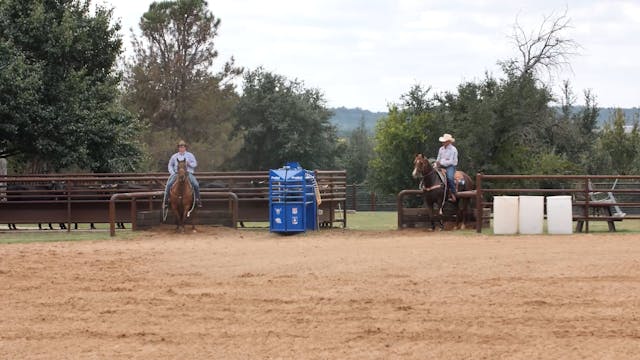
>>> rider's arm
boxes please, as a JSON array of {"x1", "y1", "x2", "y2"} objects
[
  {"x1": 186, "y1": 152, "x2": 197, "y2": 170},
  {"x1": 435, "y1": 147, "x2": 444, "y2": 166},
  {"x1": 168, "y1": 154, "x2": 177, "y2": 175}
]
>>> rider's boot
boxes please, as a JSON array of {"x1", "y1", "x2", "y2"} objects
[{"x1": 196, "y1": 198, "x2": 203, "y2": 208}]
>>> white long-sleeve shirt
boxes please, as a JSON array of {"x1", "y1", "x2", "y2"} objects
[
  {"x1": 168, "y1": 151, "x2": 198, "y2": 175},
  {"x1": 436, "y1": 144, "x2": 458, "y2": 168}
]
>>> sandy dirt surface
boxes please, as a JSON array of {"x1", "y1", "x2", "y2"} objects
[{"x1": 1, "y1": 226, "x2": 640, "y2": 359}]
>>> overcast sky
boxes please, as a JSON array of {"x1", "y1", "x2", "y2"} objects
[{"x1": 102, "y1": 0, "x2": 640, "y2": 112}]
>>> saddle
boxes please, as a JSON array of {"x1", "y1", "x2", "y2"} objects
[{"x1": 435, "y1": 168, "x2": 465, "y2": 198}]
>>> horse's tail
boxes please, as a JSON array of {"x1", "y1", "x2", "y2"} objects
[
  {"x1": 462, "y1": 172, "x2": 474, "y2": 191},
  {"x1": 187, "y1": 190, "x2": 195, "y2": 217},
  {"x1": 454, "y1": 171, "x2": 474, "y2": 191}
]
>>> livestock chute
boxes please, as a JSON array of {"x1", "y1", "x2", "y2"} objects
[{"x1": 269, "y1": 162, "x2": 318, "y2": 233}]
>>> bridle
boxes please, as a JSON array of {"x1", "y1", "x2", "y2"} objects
[
  {"x1": 414, "y1": 155, "x2": 448, "y2": 216},
  {"x1": 414, "y1": 157, "x2": 443, "y2": 192}
]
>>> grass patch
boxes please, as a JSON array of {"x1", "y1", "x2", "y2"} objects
[
  {"x1": 239, "y1": 211, "x2": 397, "y2": 231},
  {"x1": 346, "y1": 211, "x2": 396, "y2": 230},
  {"x1": 0, "y1": 224, "x2": 138, "y2": 244},
  {"x1": 2, "y1": 213, "x2": 638, "y2": 245}
]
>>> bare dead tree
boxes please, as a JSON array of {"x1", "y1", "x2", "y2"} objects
[{"x1": 509, "y1": 10, "x2": 580, "y2": 79}]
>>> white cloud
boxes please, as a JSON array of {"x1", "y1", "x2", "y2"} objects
[{"x1": 104, "y1": 0, "x2": 640, "y2": 111}]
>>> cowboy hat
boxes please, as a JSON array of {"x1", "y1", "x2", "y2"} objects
[
  {"x1": 438, "y1": 133, "x2": 455, "y2": 143},
  {"x1": 177, "y1": 140, "x2": 187, "y2": 147}
]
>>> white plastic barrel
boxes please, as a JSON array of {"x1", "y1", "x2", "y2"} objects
[
  {"x1": 546, "y1": 195, "x2": 573, "y2": 234},
  {"x1": 519, "y1": 196, "x2": 544, "y2": 234},
  {"x1": 493, "y1": 196, "x2": 519, "y2": 234}
]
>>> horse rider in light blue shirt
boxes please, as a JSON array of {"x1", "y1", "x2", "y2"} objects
[
  {"x1": 435, "y1": 133, "x2": 458, "y2": 202},
  {"x1": 163, "y1": 140, "x2": 202, "y2": 208}
]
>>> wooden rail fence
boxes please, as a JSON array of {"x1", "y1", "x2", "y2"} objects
[
  {"x1": 397, "y1": 174, "x2": 640, "y2": 233},
  {"x1": 0, "y1": 170, "x2": 347, "y2": 232}
]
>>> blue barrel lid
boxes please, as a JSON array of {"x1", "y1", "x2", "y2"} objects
[{"x1": 285, "y1": 161, "x2": 301, "y2": 169}]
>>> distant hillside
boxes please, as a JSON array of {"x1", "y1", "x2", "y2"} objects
[
  {"x1": 329, "y1": 107, "x2": 386, "y2": 135},
  {"x1": 597, "y1": 107, "x2": 640, "y2": 125},
  {"x1": 329, "y1": 106, "x2": 640, "y2": 134}
]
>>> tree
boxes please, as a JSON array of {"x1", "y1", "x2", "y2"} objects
[
  {"x1": 231, "y1": 67, "x2": 338, "y2": 170},
  {"x1": 505, "y1": 10, "x2": 579, "y2": 79},
  {"x1": 125, "y1": 0, "x2": 243, "y2": 171},
  {"x1": 491, "y1": 70, "x2": 556, "y2": 174},
  {"x1": 369, "y1": 87, "x2": 437, "y2": 195},
  {"x1": 0, "y1": 42, "x2": 42, "y2": 159},
  {"x1": 369, "y1": 66, "x2": 575, "y2": 194},
  {"x1": 548, "y1": 82, "x2": 599, "y2": 173},
  {"x1": 336, "y1": 118, "x2": 374, "y2": 184},
  {"x1": 475, "y1": 10, "x2": 580, "y2": 175},
  {"x1": 434, "y1": 76, "x2": 500, "y2": 174},
  {"x1": 368, "y1": 10, "x2": 599, "y2": 192},
  {"x1": 428, "y1": 68, "x2": 557, "y2": 176},
  {"x1": 0, "y1": 0, "x2": 144, "y2": 172},
  {"x1": 593, "y1": 109, "x2": 640, "y2": 175}
]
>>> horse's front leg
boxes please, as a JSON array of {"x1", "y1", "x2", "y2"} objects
[
  {"x1": 174, "y1": 213, "x2": 183, "y2": 233},
  {"x1": 421, "y1": 194, "x2": 434, "y2": 231},
  {"x1": 182, "y1": 209, "x2": 192, "y2": 233},
  {"x1": 431, "y1": 209, "x2": 443, "y2": 230},
  {"x1": 424, "y1": 207, "x2": 437, "y2": 231},
  {"x1": 430, "y1": 219, "x2": 439, "y2": 231}
]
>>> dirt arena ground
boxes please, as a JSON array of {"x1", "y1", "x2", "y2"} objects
[{"x1": 1, "y1": 227, "x2": 640, "y2": 359}]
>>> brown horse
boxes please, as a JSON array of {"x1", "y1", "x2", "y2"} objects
[
  {"x1": 412, "y1": 153, "x2": 475, "y2": 230},
  {"x1": 169, "y1": 159, "x2": 196, "y2": 233}
]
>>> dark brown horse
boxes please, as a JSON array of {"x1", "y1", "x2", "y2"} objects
[
  {"x1": 412, "y1": 153, "x2": 475, "y2": 230},
  {"x1": 170, "y1": 159, "x2": 196, "y2": 233}
]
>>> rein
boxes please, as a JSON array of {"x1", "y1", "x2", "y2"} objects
[
  {"x1": 422, "y1": 183, "x2": 442, "y2": 192},
  {"x1": 416, "y1": 159, "x2": 447, "y2": 214},
  {"x1": 421, "y1": 169, "x2": 444, "y2": 192}
]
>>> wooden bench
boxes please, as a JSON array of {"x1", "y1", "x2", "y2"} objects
[{"x1": 573, "y1": 201, "x2": 625, "y2": 232}]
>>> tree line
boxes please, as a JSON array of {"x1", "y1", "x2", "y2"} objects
[{"x1": 1, "y1": 1, "x2": 639, "y2": 196}]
